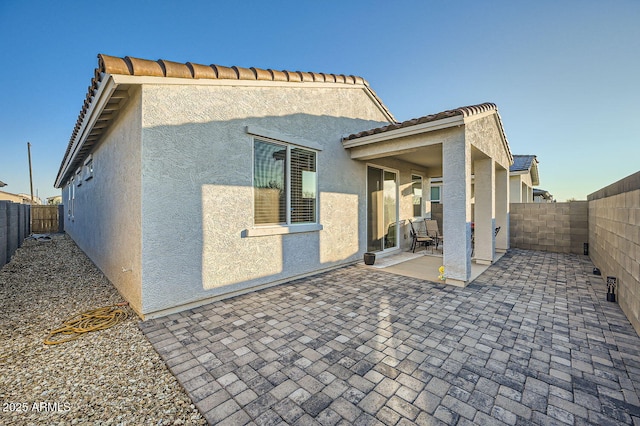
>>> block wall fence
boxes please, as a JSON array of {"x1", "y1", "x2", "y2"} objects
[
  {"x1": 588, "y1": 171, "x2": 640, "y2": 336},
  {"x1": 0, "y1": 201, "x2": 30, "y2": 269},
  {"x1": 509, "y1": 201, "x2": 589, "y2": 254},
  {"x1": 509, "y1": 171, "x2": 639, "y2": 336}
]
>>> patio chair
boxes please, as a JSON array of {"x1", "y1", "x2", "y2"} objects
[
  {"x1": 408, "y1": 219, "x2": 433, "y2": 253},
  {"x1": 424, "y1": 219, "x2": 444, "y2": 251}
]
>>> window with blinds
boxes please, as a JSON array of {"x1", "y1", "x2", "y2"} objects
[{"x1": 254, "y1": 139, "x2": 317, "y2": 225}]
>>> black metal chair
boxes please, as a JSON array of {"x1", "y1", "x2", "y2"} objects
[{"x1": 408, "y1": 219, "x2": 432, "y2": 253}]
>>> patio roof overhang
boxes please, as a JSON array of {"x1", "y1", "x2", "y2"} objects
[{"x1": 342, "y1": 103, "x2": 513, "y2": 175}]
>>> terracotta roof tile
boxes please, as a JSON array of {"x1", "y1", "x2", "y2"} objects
[
  {"x1": 98, "y1": 54, "x2": 130, "y2": 75},
  {"x1": 322, "y1": 73, "x2": 336, "y2": 83},
  {"x1": 269, "y1": 69, "x2": 288, "y2": 82},
  {"x1": 213, "y1": 64, "x2": 236, "y2": 79},
  {"x1": 96, "y1": 54, "x2": 376, "y2": 89},
  {"x1": 252, "y1": 67, "x2": 271, "y2": 81},
  {"x1": 187, "y1": 62, "x2": 216, "y2": 79},
  {"x1": 159, "y1": 59, "x2": 193, "y2": 78},
  {"x1": 233, "y1": 66, "x2": 255, "y2": 80},
  {"x1": 343, "y1": 102, "x2": 499, "y2": 140},
  {"x1": 298, "y1": 71, "x2": 314, "y2": 82},
  {"x1": 284, "y1": 70, "x2": 302, "y2": 82},
  {"x1": 309, "y1": 72, "x2": 324, "y2": 82},
  {"x1": 127, "y1": 56, "x2": 164, "y2": 77}
]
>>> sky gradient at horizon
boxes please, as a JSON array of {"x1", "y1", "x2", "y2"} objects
[{"x1": 1, "y1": 0, "x2": 638, "y2": 202}]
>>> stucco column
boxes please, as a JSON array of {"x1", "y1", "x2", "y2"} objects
[
  {"x1": 442, "y1": 137, "x2": 471, "y2": 285},
  {"x1": 495, "y1": 166, "x2": 509, "y2": 251},
  {"x1": 474, "y1": 158, "x2": 495, "y2": 265}
]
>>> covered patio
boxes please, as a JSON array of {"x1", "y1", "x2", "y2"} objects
[
  {"x1": 343, "y1": 103, "x2": 512, "y2": 286},
  {"x1": 360, "y1": 249, "x2": 499, "y2": 284}
]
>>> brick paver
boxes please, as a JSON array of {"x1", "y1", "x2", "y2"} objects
[{"x1": 140, "y1": 250, "x2": 640, "y2": 425}]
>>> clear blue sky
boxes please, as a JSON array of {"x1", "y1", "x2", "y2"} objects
[{"x1": 1, "y1": 0, "x2": 638, "y2": 202}]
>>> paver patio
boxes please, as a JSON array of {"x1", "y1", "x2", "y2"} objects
[{"x1": 140, "y1": 249, "x2": 640, "y2": 425}]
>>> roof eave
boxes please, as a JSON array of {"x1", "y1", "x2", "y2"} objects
[
  {"x1": 531, "y1": 161, "x2": 540, "y2": 186},
  {"x1": 342, "y1": 115, "x2": 464, "y2": 148},
  {"x1": 55, "y1": 74, "x2": 118, "y2": 188}
]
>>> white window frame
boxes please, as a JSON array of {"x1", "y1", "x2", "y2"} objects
[
  {"x1": 84, "y1": 155, "x2": 94, "y2": 181},
  {"x1": 430, "y1": 180, "x2": 443, "y2": 204},
  {"x1": 243, "y1": 128, "x2": 323, "y2": 237},
  {"x1": 67, "y1": 178, "x2": 75, "y2": 221}
]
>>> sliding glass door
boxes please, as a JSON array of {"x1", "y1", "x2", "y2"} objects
[{"x1": 367, "y1": 166, "x2": 399, "y2": 252}]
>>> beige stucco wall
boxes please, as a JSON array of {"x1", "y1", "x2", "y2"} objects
[
  {"x1": 63, "y1": 88, "x2": 143, "y2": 314},
  {"x1": 139, "y1": 83, "x2": 391, "y2": 316},
  {"x1": 589, "y1": 180, "x2": 640, "y2": 336},
  {"x1": 0, "y1": 192, "x2": 31, "y2": 204},
  {"x1": 464, "y1": 115, "x2": 511, "y2": 170},
  {"x1": 510, "y1": 176, "x2": 523, "y2": 203},
  {"x1": 510, "y1": 201, "x2": 588, "y2": 254},
  {"x1": 510, "y1": 174, "x2": 534, "y2": 203}
]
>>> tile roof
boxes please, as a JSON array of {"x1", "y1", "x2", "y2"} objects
[
  {"x1": 510, "y1": 155, "x2": 537, "y2": 172},
  {"x1": 98, "y1": 54, "x2": 370, "y2": 85},
  {"x1": 343, "y1": 102, "x2": 500, "y2": 140},
  {"x1": 56, "y1": 54, "x2": 395, "y2": 187}
]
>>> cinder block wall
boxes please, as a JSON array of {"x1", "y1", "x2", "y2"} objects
[
  {"x1": 588, "y1": 171, "x2": 640, "y2": 336},
  {"x1": 0, "y1": 202, "x2": 7, "y2": 267},
  {"x1": 0, "y1": 201, "x2": 30, "y2": 268},
  {"x1": 510, "y1": 201, "x2": 589, "y2": 254}
]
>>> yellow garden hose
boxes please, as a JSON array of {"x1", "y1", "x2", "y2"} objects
[{"x1": 44, "y1": 303, "x2": 129, "y2": 345}]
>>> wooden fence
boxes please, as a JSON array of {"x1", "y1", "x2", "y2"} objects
[{"x1": 31, "y1": 205, "x2": 59, "y2": 233}]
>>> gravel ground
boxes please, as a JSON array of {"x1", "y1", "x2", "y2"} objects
[{"x1": 0, "y1": 234, "x2": 206, "y2": 425}]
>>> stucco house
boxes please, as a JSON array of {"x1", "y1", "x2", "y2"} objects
[
  {"x1": 0, "y1": 190, "x2": 41, "y2": 205},
  {"x1": 55, "y1": 54, "x2": 513, "y2": 319},
  {"x1": 533, "y1": 188, "x2": 554, "y2": 203},
  {"x1": 509, "y1": 154, "x2": 539, "y2": 202}
]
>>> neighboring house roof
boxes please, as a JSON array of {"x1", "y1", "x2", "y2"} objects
[
  {"x1": 533, "y1": 188, "x2": 553, "y2": 200},
  {"x1": 510, "y1": 154, "x2": 539, "y2": 186},
  {"x1": 55, "y1": 54, "x2": 395, "y2": 187},
  {"x1": 510, "y1": 155, "x2": 536, "y2": 172}
]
